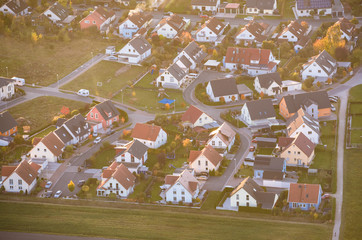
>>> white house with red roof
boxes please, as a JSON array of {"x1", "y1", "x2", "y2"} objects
[
  {"x1": 114, "y1": 140, "x2": 148, "y2": 173},
  {"x1": 131, "y1": 123, "x2": 167, "y2": 149},
  {"x1": 163, "y1": 169, "x2": 200, "y2": 203},
  {"x1": 97, "y1": 162, "x2": 136, "y2": 198},
  {"x1": 29, "y1": 132, "x2": 65, "y2": 162},
  {"x1": 1, "y1": 160, "x2": 39, "y2": 193},
  {"x1": 79, "y1": 6, "x2": 115, "y2": 34},
  {"x1": 191, "y1": 0, "x2": 220, "y2": 13},
  {"x1": 224, "y1": 47, "x2": 278, "y2": 76},
  {"x1": 288, "y1": 183, "x2": 322, "y2": 211},
  {"x1": 188, "y1": 145, "x2": 223, "y2": 174},
  {"x1": 207, "y1": 122, "x2": 236, "y2": 151},
  {"x1": 86, "y1": 100, "x2": 120, "y2": 132},
  {"x1": 181, "y1": 105, "x2": 214, "y2": 128}
]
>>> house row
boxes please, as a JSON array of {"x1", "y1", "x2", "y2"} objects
[
  {"x1": 79, "y1": 6, "x2": 115, "y2": 34},
  {"x1": 254, "y1": 72, "x2": 302, "y2": 96}
]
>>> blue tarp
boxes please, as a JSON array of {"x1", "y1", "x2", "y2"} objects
[{"x1": 158, "y1": 98, "x2": 175, "y2": 104}]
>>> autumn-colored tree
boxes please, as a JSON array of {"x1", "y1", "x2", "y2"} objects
[
  {"x1": 31, "y1": 31, "x2": 42, "y2": 44},
  {"x1": 68, "y1": 180, "x2": 75, "y2": 192},
  {"x1": 301, "y1": 21, "x2": 309, "y2": 29},
  {"x1": 334, "y1": 46, "x2": 348, "y2": 61},
  {"x1": 123, "y1": 129, "x2": 131, "y2": 137},
  {"x1": 81, "y1": 185, "x2": 89, "y2": 192},
  {"x1": 348, "y1": 66, "x2": 353, "y2": 72},
  {"x1": 165, "y1": 103, "x2": 170, "y2": 110},
  {"x1": 343, "y1": 70, "x2": 347, "y2": 77},
  {"x1": 327, "y1": 78, "x2": 332, "y2": 84},
  {"x1": 316, "y1": 81, "x2": 321, "y2": 88},
  {"x1": 212, "y1": 49, "x2": 218, "y2": 58},
  {"x1": 180, "y1": 102, "x2": 186, "y2": 108},
  {"x1": 182, "y1": 138, "x2": 192, "y2": 148},
  {"x1": 241, "y1": 94, "x2": 245, "y2": 100},
  {"x1": 219, "y1": 97, "x2": 225, "y2": 103},
  {"x1": 231, "y1": 95, "x2": 236, "y2": 102},
  {"x1": 180, "y1": 31, "x2": 192, "y2": 44},
  {"x1": 121, "y1": 117, "x2": 125, "y2": 123},
  {"x1": 313, "y1": 24, "x2": 345, "y2": 57},
  {"x1": 260, "y1": 91, "x2": 264, "y2": 99},
  {"x1": 132, "y1": 90, "x2": 136, "y2": 97}
]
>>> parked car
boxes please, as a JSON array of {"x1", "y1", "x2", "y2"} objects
[
  {"x1": 45, "y1": 181, "x2": 52, "y2": 189},
  {"x1": 331, "y1": 105, "x2": 336, "y2": 112},
  {"x1": 45, "y1": 191, "x2": 53, "y2": 198},
  {"x1": 249, "y1": 146, "x2": 255, "y2": 152},
  {"x1": 92, "y1": 131, "x2": 98, "y2": 137},
  {"x1": 77, "y1": 89, "x2": 89, "y2": 97},
  {"x1": 244, "y1": 16, "x2": 253, "y2": 21},
  {"x1": 200, "y1": 14, "x2": 208, "y2": 18},
  {"x1": 54, "y1": 190, "x2": 62, "y2": 198},
  {"x1": 94, "y1": 137, "x2": 101, "y2": 144},
  {"x1": 197, "y1": 176, "x2": 208, "y2": 181},
  {"x1": 329, "y1": 97, "x2": 338, "y2": 103},
  {"x1": 77, "y1": 180, "x2": 85, "y2": 187}
]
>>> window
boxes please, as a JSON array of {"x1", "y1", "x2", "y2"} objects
[
  {"x1": 288, "y1": 151, "x2": 291, "y2": 154},
  {"x1": 95, "y1": 113, "x2": 98, "y2": 119},
  {"x1": 131, "y1": 156, "x2": 135, "y2": 162},
  {"x1": 236, "y1": 194, "x2": 239, "y2": 200},
  {"x1": 10, "y1": 186, "x2": 13, "y2": 190},
  {"x1": 308, "y1": 131, "x2": 312, "y2": 134},
  {"x1": 109, "y1": 183, "x2": 112, "y2": 188},
  {"x1": 246, "y1": 202, "x2": 249, "y2": 207},
  {"x1": 173, "y1": 197, "x2": 177, "y2": 201},
  {"x1": 219, "y1": 141, "x2": 222, "y2": 146},
  {"x1": 116, "y1": 183, "x2": 119, "y2": 189},
  {"x1": 18, "y1": 180, "x2": 22, "y2": 185},
  {"x1": 173, "y1": 190, "x2": 176, "y2": 194},
  {"x1": 90, "y1": 113, "x2": 94, "y2": 118},
  {"x1": 298, "y1": 151, "x2": 300, "y2": 155},
  {"x1": 37, "y1": 148, "x2": 40, "y2": 151},
  {"x1": 182, "y1": 197, "x2": 185, "y2": 201},
  {"x1": 198, "y1": 160, "x2": 201, "y2": 166},
  {"x1": 9, "y1": 179, "x2": 13, "y2": 185},
  {"x1": 205, "y1": 161, "x2": 208, "y2": 166},
  {"x1": 181, "y1": 191, "x2": 185, "y2": 195},
  {"x1": 44, "y1": 149, "x2": 47, "y2": 152},
  {"x1": 246, "y1": 195, "x2": 249, "y2": 200},
  {"x1": 92, "y1": 20, "x2": 96, "y2": 24},
  {"x1": 318, "y1": 70, "x2": 321, "y2": 73},
  {"x1": 212, "y1": 141, "x2": 215, "y2": 146},
  {"x1": 85, "y1": 20, "x2": 89, "y2": 24}
]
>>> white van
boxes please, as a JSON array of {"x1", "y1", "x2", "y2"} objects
[
  {"x1": 77, "y1": 89, "x2": 89, "y2": 97},
  {"x1": 11, "y1": 77, "x2": 25, "y2": 86}
]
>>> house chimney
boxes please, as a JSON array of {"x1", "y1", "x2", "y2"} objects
[{"x1": 16, "y1": 0, "x2": 20, "y2": 6}]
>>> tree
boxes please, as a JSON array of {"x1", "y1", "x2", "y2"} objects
[
  {"x1": 132, "y1": 90, "x2": 136, "y2": 97},
  {"x1": 165, "y1": 103, "x2": 170, "y2": 110},
  {"x1": 31, "y1": 31, "x2": 40, "y2": 44},
  {"x1": 68, "y1": 180, "x2": 75, "y2": 192},
  {"x1": 327, "y1": 78, "x2": 332, "y2": 84},
  {"x1": 304, "y1": 77, "x2": 314, "y2": 89},
  {"x1": 58, "y1": 0, "x2": 67, "y2": 7},
  {"x1": 71, "y1": 109, "x2": 79, "y2": 116},
  {"x1": 121, "y1": 117, "x2": 125, "y2": 124},
  {"x1": 182, "y1": 138, "x2": 192, "y2": 148},
  {"x1": 241, "y1": 94, "x2": 245, "y2": 100},
  {"x1": 219, "y1": 96, "x2": 225, "y2": 103},
  {"x1": 260, "y1": 91, "x2": 264, "y2": 99},
  {"x1": 316, "y1": 81, "x2": 321, "y2": 88},
  {"x1": 350, "y1": 17, "x2": 359, "y2": 25},
  {"x1": 313, "y1": 24, "x2": 345, "y2": 57},
  {"x1": 301, "y1": 21, "x2": 309, "y2": 29},
  {"x1": 231, "y1": 95, "x2": 236, "y2": 102},
  {"x1": 334, "y1": 46, "x2": 348, "y2": 61},
  {"x1": 212, "y1": 49, "x2": 218, "y2": 58},
  {"x1": 81, "y1": 185, "x2": 89, "y2": 192},
  {"x1": 27, "y1": 0, "x2": 38, "y2": 8},
  {"x1": 262, "y1": 40, "x2": 274, "y2": 50}
]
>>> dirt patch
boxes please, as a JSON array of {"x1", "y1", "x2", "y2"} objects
[{"x1": 115, "y1": 65, "x2": 131, "y2": 76}]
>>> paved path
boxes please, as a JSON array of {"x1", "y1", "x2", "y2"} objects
[{"x1": 0, "y1": 232, "x2": 118, "y2": 240}]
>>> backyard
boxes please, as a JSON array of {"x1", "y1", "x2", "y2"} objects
[
  {"x1": 61, "y1": 61, "x2": 146, "y2": 99},
  {"x1": 0, "y1": 201, "x2": 332, "y2": 240},
  {"x1": 8, "y1": 96, "x2": 88, "y2": 134},
  {"x1": 0, "y1": 36, "x2": 112, "y2": 86}
]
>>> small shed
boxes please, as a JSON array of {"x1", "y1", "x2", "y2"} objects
[
  {"x1": 237, "y1": 84, "x2": 253, "y2": 99},
  {"x1": 255, "y1": 137, "x2": 277, "y2": 148}
]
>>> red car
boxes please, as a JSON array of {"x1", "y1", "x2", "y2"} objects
[
  {"x1": 200, "y1": 14, "x2": 208, "y2": 18},
  {"x1": 249, "y1": 146, "x2": 255, "y2": 152}
]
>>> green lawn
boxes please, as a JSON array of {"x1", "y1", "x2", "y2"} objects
[
  {"x1": 351, "y1": 115, "x2": 362, "y2": 128},
  {"x1": 349, "y1": 103, "x2": 362, "y2": 115},
  {"x1": 0, "y1": 36, "x2": 111, "y2": 86},
  {"x1": 163, "y1": 0, "x2": 192, "y2": 13},
  {"x1": 30, "y1": 125, "x2": 56, "y2": 140},
  {"x1": 236, "y1": 165, "x2": 254, "y2": 178},
  {"x1": 135, "y1": 72, "x2": 158, "y2": 89},
  {"x1": 201, "y1": 191, "x2": 222, "y2": 210},
  {"x1": 278, "y1": 0, "x2": 295, "y2": 18},
  {"x1": 350, "y1": 130, "x2": 362, "y2": 144},
  {"x1": 0, "y1": 201, "x2": 331, "y2": 240},
  {"x1": 2, "y1": 145, "x2": 32, "y2": 166},
  {"x1": 128, "y1": 177, "x2": 152, "y2": 200},
  {"x1": 8, "y1": 96, "x2": 88, "y2": 134},
  {"x1": 349, "y1": 84, "x2": 362, "y2": 101},
  {"x1": 257, "y1": 147, "x2": 274, "y2": 155},
  {"x1": 342, "y1": 149, "x2": 362, "y2": 240},
  {"x1": 150, "y1": 180, "x2": 163, "y2": 202},
  {"x1": 61, "y1": 61, "x2": 146, "y2": 99},
  {"x1": 87, "y1": 147, "x2": 116, "y2": 169}
]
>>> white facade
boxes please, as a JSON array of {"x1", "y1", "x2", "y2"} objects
[
  {"x1": 301, "y1": 62, "x2": 336, "y2": 81},
  {"x1": 0, "y1": 3, "x2": 28, "y2": 16},
  {"x1": 196, "y1": 26, "x2": 220, "y2": 43},
  {"x1": 288, "y1": 123, "x2": 320, "y2": 144},
  {"x1": 192, "y1": 0, "x2": 219, "y2": 12},
  {"x1": 97, "y1": 177, "x2": 134, "y2": 198},
  {"x1": 193, "y1": 113, "x2": 214, "y2": 128},
  {"x1": 157, "y1": 23, "x2": 179, "y2": 39},
  {"x1": 134, "y1": 129, "x2": 167, "y2": 149},
  {"x1": 254, "y1": 78, "x2": 281, "y2": 96},
  {"x1": 43, "y1": 9, "x2": 62, "y2": 23},
  {"x1": 235, "y1": 29, "x2": 256, "y2": 44},
  {"x1": 189, "y1": 154, "x2": 221, "y2": 174},
  {"x1": 118, "y1": 42, "x2": 151, "y2": 64},
  {"x1": 156, "y1": 71, "x2": 185, "y2": 89},
  {"x1": 206, "y1": 82, "x2": 239, "y2": 103},
  {"x1": 115, "y1": 150, "x2": 148, "y2": 165},
  {"x1": 118, "y1": 19, "x2": 138, "y2": 39},
  {"x1": 208, "y1": 134, "x2": 235, "y2": 151},
  {"x1": 282, "y1": 80, "x2": 302, "y2": 92},
  {"x1": 295, "y1": 5, "x2": 332, "y2": 17},
  {"x1": 29, "y1": 142, "x2": 61, "y2": 163},
  {"x1": 2, "y1": 172, "x2": 36, "y2": 193},
  {"x1": 246, "y1": 0, "x2": 277, "y2": 15},
  {"x1": 230, "y1": 187, "x2": 258, "y2": 207},
  {"x1": 240, "y1": 104, "x2": 276, "y2": 126},
  {"x1": 0, "y1": 81, "x2": 15, "y2": 101},
  {"x1": 165, "y1": 182, "x2": 198, "y2": 203}
]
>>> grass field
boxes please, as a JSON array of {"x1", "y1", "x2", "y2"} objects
[
  {"x1": 163, "y1": 0, "x2": 192, "y2": 13},
  {"x1": 350, "y1": 130, "x2": 362, "y2": 143},
  {"x1": 30, "y1": 125, "x2": 56, "y2": 140},
  {"x1": 0, "y1": 201, "x2": 331, "y2": 240},
  {"x1": 351, "y1": 115, "x2": 362, "y2": 128},
  {"x1": 61, "y1": 61, "x2": 146, "y2": 99},
  {"x1": 2, "y1": 145, "x2": 32, "y2": 166},
  {"x1": 278, "y1": 0, "x2": 295, "y2": 18},
  {"x1": 8, "y1": 96, "x2": 88, "y2": 134},
  {"x1": 0, "y1": 36, "x2": 111, "y2": 86},
  {"x1": 201, "y1": 191, "x2": 222, "y2": 210},
  {"x1": 341, "y1": 149, "x2": 362, "y2": 240},
  {"x1": 87, "y1": 147, "x2": 116, "y2": 169}
]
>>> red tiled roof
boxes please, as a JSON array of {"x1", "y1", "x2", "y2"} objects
[
  {"x1": 181, "y1": 105, "x2": 204, "y2": 125},
  {"x1": 225, "y1": 47, "x2": 272, "y2": 66},
  {"x1": 131, "y1": 123, "x2": 162, "y2": 142},
  {"x1": 14, "y1": 161, "x2": 38, "y2": 185},
  {"x1": 288, "y1": 183, "x2": 321, "y2": 204},
  {"x1": 1, "y1": 166, "x2": 17, "y2": 178}
]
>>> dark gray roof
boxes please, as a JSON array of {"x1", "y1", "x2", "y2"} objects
[
  {"x1": 4, "y1": 0, "x2": 28, "y2": 14},
  {"x1": 245, "y1": 99, "x2": 276, "y2": 120},
  {"x1": 0, "y1": 77, "x2": 14, "y2": 88},
  {"x1": 204, "y1": 17, "x2": 225, "y2": 35},
  {"x1": 254, "y1": 156, "x2": 285, "y2": 172},
  {"x1": 178, "y1": 55, "x2": 192, "y2": 68},
  {"x1": 254, "y1": 191, "x2": 277, "y2": 209},
  {"x1": 256, "y1": 72, "x2": 282, "y2": 89},
  {"x1": 55, "y1": 118, "x2": 67, "y2": 128},
  {"x1": 283, "y1": 91, "x2": 331, "y2": 114},
  {"x1": 209, "y1": 78, "x2": 238, "y2": 97},
  {"x1": 54, "y1": 125, "x2": 73, "y2": 144},
  {"x1": 183, "y1": 41, "x2": 207, "y2": 64},
  {"x1": 129, "y1": 36, "x2": 151, "y2": 55},
  {"x1": 95, "y1": 100, "x2": 119, "y2": 121},
  {"x1": 296, "y1": 0, "x2": 331, "y2": 10},
  {"x1": 127, "y1": 12, "x2": 152, "y2": 28},
  {"x1": 241, "y1": 21, "x2": 267, "y2": 43},
  {"x1": 191, "y1": 0, "x2": 219, "y2": 6},
  {"x1": 311, "y1": 50, "x2": 337, "y2": 76},
  {"x1": 47, "y1": 2, "x2": 69, "y2": 21},
  {"x1": 262, "y1": 171, "x2": 284, "y2": 180},
  {"x1": 167, "y1": 62, "x2": 187, "y2": 81},
  {"x1": 63, "y1": 114, "x2": 90, "y2": 138},
  {"x1": 126, "y1": 140, "x2": 148, "y2": 159},
  {"x1": 246, "y1": 0, "x2": 275, "y2": 10},
  {"x1": 0, "y1": 111, "x2": 17, "y2": 133}
]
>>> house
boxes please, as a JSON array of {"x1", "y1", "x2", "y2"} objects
[
  {"x1": 224, "y1": 47, "x2": 278, "y2": 76},
  {"x1": 240, "y1": 99, "x2": 276, "y2": 126},
  {"x1": 163, "y1": 169, "x2": 200, "y2": 203},
  {"x1": 279, "y1": 132, "x2": 316, "y2": 167},
  {"x1": 195, "y1": 17, "x2": 227, "y2": 44},
  {"x1": 217, "y1": 3, "x2": 241, "y2": 15},
  {"x1": 286, "y1": 108, "x2": 320, "y2": 144},
  {"x1": 278, "y1": 21, "x2": 311, "y2": 43},
  {"x1": 79, "y1": 6, "x2": 115, "y2": 34},
  {"x1": 295, "y1": 0, "x2": 332, "y2": 17},
  {"x1": 131, "y1": 123, "x2": 167, "y2": 149},
  {"x1": 0, "y1": 77, "x2": 15, "y2": 101},
  {"x1": 288, "y1": 183, "x2": 322, "y2": 211},
  {"x1": 114, "y1": 140, "x2": 148, "y2": 173},
  {"x1": 206, "y1": 78, "x2": 239, "y2": 103},
  {"x1": 118, "y1": 36, "x2": 152, "y2": 64},
  {"x1": 155, "y1": 14, "x2": 189, "y2": 39},
  {"x1": 301, "y1": 50, "x2": 337, "y2": 81},
  {"x1": 254, "y1": 156, "x2": 286, "y2": 181},
  {"x1": 281, "y1": 80, "x2": 302, "y2": 92},
  {"x1": 245, "y1": 0, "x2": 277, "y2": 15},
  {"x1": 237, "y1": 84, "x2": 253, "y2": 100},
  {"x1": 279, "y1": 91, "x2": 331, "y2": 119},
  {"x1": 29, "y1": 132, "x2": 65, "y2": 162},
  {"x1": 62, "y1": 114, "x2": 91, "y2": 144},
  {"x1": 0, "y1": 0, "x2": 29, "y2": 16},
  {"x1": 1, "y1": 160, "x2": 39, "y2": 193},
  {"x1": 191, "y1": 0, "x2": 220, "y2": 13},
  {"x1": 181, "y1": 105, "x2": 215, "y2": 128},
  {"x1": 188, "y1": 145, "x2": 223, "y2": 174},
  {"x1": 254, "y1": 72, "x2": 282, "y2": 96},
  {"x1": 53, "y1": 126, "x2": 73, "y2": 146},
  {"x1": 0, "y1": 111, "x2": 17, "y2": 137},
  {"x1": 97, "y1": 162, "x2": 136, "y2": 198},
  {"x1": 335, "y1": 18, "x2": 356, "y2": 41},
  {"x1": 43, "y1": 2, "x2": 71, "y2": 24},
  {"x1": 86, "y1": 100, "x2": 120, "y2": 132},
  {"x1": 173, "y1": 41, "x2": 207, "y2": 70},
  {"x1": 118, "y1": 11, "x2": 152, "y2": 39},
  {"x1": 207, "y1": 122, "x2": 236, "y2": 151},
  {"x1": 156, "y1": 59, "x2": 190, "y2": 89},
  {"x1": 235, "y1": 21, "x2": 268, "y2": 45},
  {"x1": 230, "y1": 177, "x2": 278, "y2": 209}
]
